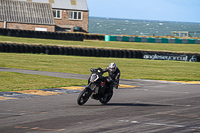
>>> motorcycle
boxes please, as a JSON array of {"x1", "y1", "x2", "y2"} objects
[{"x1": 77, "y1": 68, "x2": 114, "y2": 105}]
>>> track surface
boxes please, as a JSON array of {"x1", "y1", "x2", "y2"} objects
[{"x1": 0, "y1": 68, "x2": 200, "y2": 133}]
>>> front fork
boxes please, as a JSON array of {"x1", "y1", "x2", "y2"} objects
[{"x1": 86, "y1": 82, "x2": 99, "y2": 98}]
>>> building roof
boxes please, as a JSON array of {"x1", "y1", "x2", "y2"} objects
[
  {"x1": 12, "y1": 0, "x2": 89, "y2": 11},
  {"x1": 0, "y1": 0, "x2": 54, "y2": 25}
]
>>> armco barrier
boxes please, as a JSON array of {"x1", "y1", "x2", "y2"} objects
[
  {"x1": 141, "y1": 37, "x2": 148, "y2": 42},
  {"x1": 195, "y1": 39, "x2": 200, "y2": 44},
  {"x1": 168, "y1": 38, "x2": 176, "y2": 43},
  {"x1": 182, "y1": 39, "x2": 188, "y2": 44},
  {"x1": 105, "y1": 35, "x2": 200, "y2": 44},
  {"x1": 155, "y1": 38, "x2": 161, "y2": 43},
  {"x1": 0, "y1": 43, "x2": 199, "y2": 62}
]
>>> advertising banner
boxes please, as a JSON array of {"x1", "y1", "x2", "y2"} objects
[{"x1": 143, "y1": 52, "x2": 197, "y2": 62}]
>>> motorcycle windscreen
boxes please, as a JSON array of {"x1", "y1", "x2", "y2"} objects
[{"x1": 90, "y1": 74, "x2": 99, "y2": 82}]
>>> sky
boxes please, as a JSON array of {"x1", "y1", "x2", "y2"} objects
[{"x1": 87, "y1": 0, "x2": 200, "y2": 23}]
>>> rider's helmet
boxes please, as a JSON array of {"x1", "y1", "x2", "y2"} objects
[{"x1": 109, "y1": 63, "x2": 117, "y2": 72}]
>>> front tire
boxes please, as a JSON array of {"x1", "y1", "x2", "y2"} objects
[{"x1": 77, "y1": 88, "x2": 91, "y2": 105}]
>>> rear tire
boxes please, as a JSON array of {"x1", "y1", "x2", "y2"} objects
[
  {"x1": 77, "y1": 88, "x2": 91, "y2": 105},
  {"x1": 99, "y1": 92, "x2": 113, "y2": 105}
]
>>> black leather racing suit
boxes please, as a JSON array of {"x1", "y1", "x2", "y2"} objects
[{"x1": 103, "y1": 67, "x2": 120, "y2": 89}]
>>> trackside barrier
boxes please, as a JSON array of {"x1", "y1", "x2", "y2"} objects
[
  {"x1": 0, "y1": 28, "x2": 84, "y2": 41},
  {"x1": 0, "y1": 43, "x2": 199, "y2": 62},
  {"x1": 105, "y1": 35, "x2": 200, "y2": 44},
  {"x1": 84, "y1": 34, "x2": 105, "y2": 40},
  {"x1": 0, "y1": 28, "x2": 105, "y2": 41},
  {"x1": 195, "y1": 39, "x2": 200, "y2": 44}
]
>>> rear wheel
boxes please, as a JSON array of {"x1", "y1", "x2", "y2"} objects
[
  {"x1": 77, "y1": 88, "x2": 91, "y2": 105},
  {"x1": 99, "y1": 91, "x2": 113, "y2": 105}
]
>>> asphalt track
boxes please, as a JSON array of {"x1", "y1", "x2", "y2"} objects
[{"x1": 0, "y1": 68, "x2": 200, "y2": 133}]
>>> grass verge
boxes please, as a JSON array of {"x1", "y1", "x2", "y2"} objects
[
  {"x1": 0, "y1": 72, "x2": 86, "y2": 92},
  {"x1": 1, "y1": 53, "x2": 200, "y2": 81},
  {"x1": 0, "y1": 35, "x2": 199, "y2": 92}
]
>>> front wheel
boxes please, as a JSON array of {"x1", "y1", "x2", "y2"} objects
[{"x1": 77, "y1": 88, "x2": 91, "y2": 105}]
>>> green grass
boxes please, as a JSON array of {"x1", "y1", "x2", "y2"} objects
[
  {"x1": 0, "y1": 35, "x2": 200, "y2": 53},
  {"x1": 0, "y1": 72, "x2": 86, "y2": 92},
  {"x1": 1, "y1": 53, "x2": 199, "y2": 81},
  {"x1": 0, "y1": 35, "x2": 200, "y2": 92}
]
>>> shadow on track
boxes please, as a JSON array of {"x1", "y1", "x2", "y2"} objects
[{"x1": 85, "y1": 103, "x2": 171, "y2": 107}]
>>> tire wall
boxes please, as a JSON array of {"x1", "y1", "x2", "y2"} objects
[
  {"x1": 0, "y1": 43, "x2": 199, "y2": 62},
  {"x1": 0, "y1": 28, "x2": 105, "y2": 41}
]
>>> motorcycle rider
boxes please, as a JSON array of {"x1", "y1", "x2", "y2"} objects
[{"x1": 103, "y1": 63, "x2": 120, "y2": 89}]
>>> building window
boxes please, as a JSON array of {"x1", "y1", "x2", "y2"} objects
[
  {"x1": 69, "y1": 11, "x2": 82, "y2": 20},
  {"x1": 53, "y1": 10, "x2": 61, "y2": 19},
  {"x1": 35, "y1": 27, "x2": 47, "y2": 31}
]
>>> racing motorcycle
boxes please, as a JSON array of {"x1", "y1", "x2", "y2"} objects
[{"x1": 77, "y1": 68, "x2": 114, "y2": 105}]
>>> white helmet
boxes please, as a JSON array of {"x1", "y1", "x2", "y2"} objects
[{"x1": 109, "y1": 63, "x2": 116, "y2": 72}]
